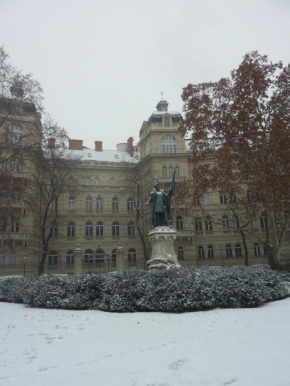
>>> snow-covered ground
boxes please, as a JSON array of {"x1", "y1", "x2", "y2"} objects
[{"x1": 1, "y1": 299, "x2": 290, "y2": 386}]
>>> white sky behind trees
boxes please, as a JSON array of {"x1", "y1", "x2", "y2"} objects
[{"x1": 1, "y1": 0, "x2": 290, "y2": 149}]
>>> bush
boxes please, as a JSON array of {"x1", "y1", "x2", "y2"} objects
[{"x1": 0, "y1": 266, "x2": 289, "y2": 312}]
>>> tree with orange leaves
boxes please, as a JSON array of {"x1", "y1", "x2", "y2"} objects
[{"x1": 179, "y1": 51, "x2": 290, "y2": 269}]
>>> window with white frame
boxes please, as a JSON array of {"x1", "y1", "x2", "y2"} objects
[
  {"x1": 164, "y1": 117, "x2": 170, "y2": 127},
  {"x1": 198, "y1": 246, "x2": 205, "y2": 259},
  {"x1": 95, "y1": 178, "x2": 100, "y2": 186},
  {"x1": 112, "y1": 221, "x2": 120, "y2": 237},
  {"x1": 6, "y1": 124, "x2": 23, "y2": 145},
  {"x1": 233, "y1": 215, "x2": 240, "y2": 229},
  {"x1": 168, "y1": 166, "x2": 174, "y2": 177},
  {"x1": 205, "y1": 217, "x2": 213, "y2": 232},
  {"x1": 66, "y1": 250, "x2": 74, "y2": 265},
  {"x1": 175, "y1": 166, "x2": 179, "y2": 177},
  {"x1": 67, "y1": 222, "x2": 75, "y2": 237},
  {"x1": 85, "y1": 178, "x2": 90, "y2": 186},
  {"x1": 50, "y1": 199, "x2": 57, "y2": 211},
  {"x1": 112, "y1": 197, "x2": 119, "y2": 211},
  {"x1": 96, "y1": 196, "x2": 103, "y2": 212},
  {"x1": 127, "y1": 198, "x2": 134, "y2": 211},
  {"x1": 109, "y1": 178, "x2": 115, "y2": 187},
  {"x1": 49, "y1": 224, "x2": 58, "y2": 238},
  {"x1": 67, "y1": 196, "x2": 75, "y2": 210},
  {"x1": 48, "y1": 251, "x2": 58, "y2": 266},
  {"x1": 162, "y1": 166, "x2": 167, "y2": 177},
  {"x1": 208, "y1": 245, "x2": 214, "y2": 259},
  {"x1": 178, "y1": 246, "x2": 184, "y2": 260},
  {"x1": 176, "y1": 216, "x2": 183, "y2": 231},
  {"x1": 127, "y1": 221, "x2": 135, "y2": 236},
  {"x1": 260, "y1": 215, "x2": 268, "y2": 229},
  {"x1": 222, "y1": 216, "x2": 230, "y2": 231},
  {"x1": 195, "y1": 217, "x2": 202, "y2": 232},
  {"x1": 162, "y1": 135, "x2": 176, "y2": 154},
  {"x1": 85, "y1": 221, "x2": 93, "y2": 237},
  {"x1": 96, "y1": 221, "x2": 104, "y2": 237},
  {"x1": 85, "y1": 196, "x2": 93, "y2": 211},
  {"x1": 220, "y1": 192, "x2": 227, "y2": 204}
]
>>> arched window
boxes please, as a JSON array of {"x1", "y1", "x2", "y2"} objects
[
  {"x1": 95, "y1": 248, "x2": 105, "y2": 263},
  {"x1": 96, "y1": 196, "x2": 103, "y2": 212},
  {"x1": 162, "y1": 166, "x2": 167, "y2": 177},
  {"x1": 11, "y1": 219, "x2": 19, "y2": 233},
  {"x1": 109, "y1": 178, "x2": 115, "y2": 187},
  {"x1": 208, "y1": 245, "x2": 214, "y2": 259},
  {"x1": 6, "y1": 124, "x2": 23, "y2": 145},
  {"x1": 67, "y1": 222, "x2": 75, "y2": 237},
  {"x1": 111, "y1": 249, "x2": 117, "y2": 266},
  {"x1": 175, "y1": 166, "x2": 180, "y2": 177},
  {"x1": 168, "y1": 166, "x2": 174, "y2": 177},
  {"x1": 127, "y1": 221, "x2": 135, "y2": 236},
  {"x1": 112, "y1": 221, "x2": 120, "y2": 237},
  {"x1": 226, "y1": 244, "x2": 232, "y2": 258},
  {"x1": 85, "y1": 178, "x2": 90, "y2": 186},
  {"x1": 235, "y1": 244, "x2": 242, "y2": 257},
  {"x1": 85, "y1": 196, "x2": 93, "y2": 211},
  {"x1": 162, "y1": 135, "x2": 176, "y2": 154},
  {"x1": 176, "y1": 216, "x2": 183, "y2": 231},
  {"x1": 128, "y1": 248, "x2": 137, "y2": 263},
  {"x1": 84, "y1": 249, "x2": 94, "y2": 264},
  {"x1": 95, "y1": 178, "x2": 100, "y2": 186},
  {"x1": 220, "y1": 192, "x2": 227, "y2": 204},
  {"x1": 48, "y1": 251, "x2": 58, "y2": 266},
  {"x1": 233, "y1": 215, "x2": 240, "y2": 228},
  {"x1": 127, "y1": 198, "x2": 134, "y2": 211},
  {"x1": 222, "y1": 216, "x2": 230, "y2": 230},
  {"x1": 198, "y1": 246, "x2": 205, "y2": 259},
  {"x1": 96, "y1": 221, "x2": 104, "y2": 237},
  {"x1": 205, "y1": 217, "x2": 213, "y2": 232},
  {"x1": 85, "y1": 221, "x2": 93, "y2": 237},
  {"x1": 195, "y1": 217, "x2": 202, "y2": 232},
  {"x1": 254, "y1": 243, "x2": 261, "y2": 257},
  {"x1": 67, "y1": 196, "x2": 75, "y2": 210},
  {"x1": 66, "y1": 250, "x2": 74, "y2": 265},
  {"x1": 178, "y1": 246, "x2": 184, "y2": 260},
  {"x1": 112, "y1": 197, "x2": 119, "y2": 211}
]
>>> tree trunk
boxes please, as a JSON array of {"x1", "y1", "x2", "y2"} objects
[
  {"x1": 240, "y1": 230, "x2": 249, "y2": 266},
  {"x1": 269, "y1": 246, "x2": 280, "y2": 270},
  {"x1": 38, "y1": 241, "x2": 48, "y2": 275}
]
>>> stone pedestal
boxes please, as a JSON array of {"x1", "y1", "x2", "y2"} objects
[
  {"x1": 74, "y1": 244, "x2": 83, "y2": 275},
  {"x1": 147, "y1": 226, "x2": 181, "y2": 271}
]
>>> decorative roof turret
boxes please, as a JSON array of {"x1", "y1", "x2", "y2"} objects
[{"x1": 156, "y1": 99, "x2": 168, "y2": 112}]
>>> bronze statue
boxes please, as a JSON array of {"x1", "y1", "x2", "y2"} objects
[{"x1": 147, "y1": 170, "x2": 176, "y2": 228}]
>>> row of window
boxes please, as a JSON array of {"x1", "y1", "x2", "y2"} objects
[
  {"x1": 51, "y1": 221, "x2": 137, "y2": 238},
  {"x1": 162, "y1": 166, "x2": 179, "y2": 178},
  {"x1": 0, "y1": 219, "x2": 20, "y2": 233},
  {"x1": 48, "y1": 248, "x2": 137, "y2": 266},
  {"x1": 197, "y1": 243, "x2": 269, "y2": 259},
  {"x1": 52, "y1": 197, "x2": 135, "y2": 212},
  {"x1": 192, "y1": 216, "x2": 268, "y2": 232}
]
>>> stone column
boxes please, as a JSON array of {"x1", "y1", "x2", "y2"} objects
[
  {"x1": 115, "y1": 243, "x2": 125, "y2": 272},
  {"x1": 74, "y1": 244, "x2": 83, "y2": 275}
]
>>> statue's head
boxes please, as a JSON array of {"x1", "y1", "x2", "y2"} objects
[{"x1": 154, "y1": 182, "x2": 160, "y2": 191}]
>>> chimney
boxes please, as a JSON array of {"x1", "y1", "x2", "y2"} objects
[
  {"x1": 69, "y1": 139, "x2": 83, "y2": 150},
  {"x1": 95, "y1": 141, "x2": 103, "y2": 151},
  {"x1": 47, "y1": 138, "x2": 55, "y2": 149},
  {"x1": 127, "y1": 137, "x2": 134, "y2": 157}
]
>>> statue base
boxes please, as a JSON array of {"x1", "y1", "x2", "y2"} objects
[{"x1": 147, "y1": 226, "x2": 181, "y2": 271}]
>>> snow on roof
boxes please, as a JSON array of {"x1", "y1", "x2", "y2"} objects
[
  {"x1": 151, "y1": 110, "x2": 181, "y2": 116},
  {"x1": 67, "y1": 147, "x2": 140, "y2": 163}
]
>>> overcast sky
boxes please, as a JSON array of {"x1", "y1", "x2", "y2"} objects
[{"x1": 1, "y1": 0, "x2": 290, "y2": 149}]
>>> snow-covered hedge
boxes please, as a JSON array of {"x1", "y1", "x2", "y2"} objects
[{"x1": 0, "y1": 266, "x2": 289, "y2": 312}]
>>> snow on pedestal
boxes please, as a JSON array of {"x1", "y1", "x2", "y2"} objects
[{"x1": 147, "y1": 226, "x2": 181, "y2": 271}]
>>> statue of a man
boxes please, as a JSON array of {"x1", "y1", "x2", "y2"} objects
[{"x1": 147, "y1": 170, "x2": 176, "y2": 228}]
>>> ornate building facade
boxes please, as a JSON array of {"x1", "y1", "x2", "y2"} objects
[{"x1": 1, "y1": 98, "x2": 288, "y2": 276}]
